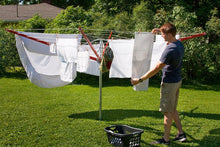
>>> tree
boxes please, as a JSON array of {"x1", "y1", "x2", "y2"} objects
[
  {"x1": 92, "y1": 0, "x2": 141, "y2": 16},
  {"x1": 132, "y1": 1, "x2": 154, "y2": 32},
  {"x1": 66, "y1": 0, "x2": 95, "y2": 10},
  {"x1": 172, "y1": 6, "x2": 198, "y2": 33},
  {"x1": 0, "y1": 22, "x2": 20, "y2": 74},
  {"x1": 45, "y1": 6, "x2": 92, "y2": 34},
  {"x1": 17, "y1": 14, "x2": 50, "y2": 32},
  {"x1": 205, "y1": 8, "x2": 220, "y2": 81}
]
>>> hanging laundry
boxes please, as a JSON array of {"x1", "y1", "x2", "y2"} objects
[
  {"x1": 77, "y1": 46, "x2": 90, "y2": 73},
  {"x1": 18, "y1": 32, "x2": 81, "y2": 55},
  {"x1": 56, "y1": 38, "x2": 78, "y2": 82},
  {"x1": 132, "y1": 32, "x2": 154, "y2": 91},
  {"x1": 99, "y1": 46, "x2": 114, "y2": 73},
  {"x1": 109, "y1": 39, "x2": 134, "y2": 78},
  {"x1": 15, "y1": 32, "x2": 81, "y2": 88},
  {"x1": 56, "y1": 38, "x2": 78, "y2": 62},
  {"x1": 77, "y1": 44, "x2": 100, "y2": 76}
]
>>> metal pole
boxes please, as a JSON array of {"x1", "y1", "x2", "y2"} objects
[
  {"x1": 16, "y1": 0, "x2": 19, "y2": 17},
  {"x1": 99, "y1": 40, "x2": 103, "y2": 120}
]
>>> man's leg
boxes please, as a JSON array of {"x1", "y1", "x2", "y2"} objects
[
  {"x1": 172, "y1": 110, "x2": 187, "y2": 142},
  {"x1": 173, "y1": 110, "x2": 184, "y2": 135},
  {"x1": 163, "y1": 112, "x2": 173, "y2": 142}
]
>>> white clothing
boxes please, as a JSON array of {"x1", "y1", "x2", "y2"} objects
[
  {"x1": 56, "y1": 38, "x2": 78, "y2": 62},
  {"x1": 15, "y1": 32, "x2": 81, "y2": 88},
  {"x1": 56, "y1": 38, "x2": 78, "y2": 82},
  {"x1": 132, "y1": 32, "x2": 154, "y2": 91},
  {"x1": 109, "y1": 39, "x2": 134, "y2": 78},
  {"x1": 77, "y1": 44, "x2": 100, "y2": 76}
]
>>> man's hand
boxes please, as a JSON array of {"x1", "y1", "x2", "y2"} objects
[
  {"x1": 131, "y1": 78, "x2": 139, "y2": 85},
  {"x1": 152, "y1": 28, "x2": 160, "y2": 34}
]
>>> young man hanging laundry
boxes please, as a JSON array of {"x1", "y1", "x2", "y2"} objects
[{"x1": 131, "y1": 23, "x2": 187, "y2": 145}]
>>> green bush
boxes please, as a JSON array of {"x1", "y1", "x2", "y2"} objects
[
  {"x1": 45, "y1": 6, "x2": 92, "y2": 34},
  {"x1": 132, "y1": 1, "x2": 154, "y2": 32},
  {"x1": 17, "y1": 14, "x2": 50, "y2": 33},
  {"x1": 0, "y1": 23, "x2": 21, "y2": 74}
]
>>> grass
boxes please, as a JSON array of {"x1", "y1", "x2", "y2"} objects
[{"x1": 0, "y1": 73, "x2": 220, "y2": 146}]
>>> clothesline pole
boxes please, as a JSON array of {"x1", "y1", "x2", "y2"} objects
[{"x1": 99, "y1": 40, "x2": 103, "y2": 121}]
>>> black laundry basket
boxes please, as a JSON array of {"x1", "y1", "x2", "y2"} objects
[{"x1": 104, "y1": 125, "x2": 144, "y2": 147}]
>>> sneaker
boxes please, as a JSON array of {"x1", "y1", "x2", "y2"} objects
[
  {"x1": 150, "y1": 138, "x2": 170, "y2": 145},
  {"x1": 173, "y1": 133, "x2": 187, "y2": 142}
]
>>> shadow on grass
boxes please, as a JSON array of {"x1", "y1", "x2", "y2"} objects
[
  {"x1": 69, "y1": 109, "x2": 220, "y2": 121},
  {"x1": 1, "y1": 71, "x2": 219, "y2": 91},
  {"x1": 180, "y1": 106, "x2": 220, "y2": 121},
  {"x1": 0, "y1": 71, "x2": 27, "y2": 79},
  {"x1": 169, "y1": 128, "x2": 220, "y2": 147},
  {"x1": 69, "y1": 109, "x2": 162, "y2": 121},
  {"x1": 69, "y1": 109, "x2": 220, "y2": 146}
]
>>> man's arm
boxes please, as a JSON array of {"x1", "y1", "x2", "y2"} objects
[{"x1": 131, "y1": 61, "x2": 166, "y2": 85}]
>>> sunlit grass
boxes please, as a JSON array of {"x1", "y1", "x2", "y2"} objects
[{"x1": 0, "y1": 74, "x2": 220, "y2": 146}]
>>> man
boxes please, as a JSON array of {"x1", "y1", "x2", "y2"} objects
[{"x1": 131, "y1": 23, "x2": 187, "y2": 145}]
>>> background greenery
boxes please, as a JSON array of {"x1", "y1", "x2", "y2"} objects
[{"x1": 0, "y1": 0, "x2": 219, "y2": 83}]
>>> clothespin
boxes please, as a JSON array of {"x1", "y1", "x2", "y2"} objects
[
  {"x1": 111, "y1": 37, "x2": 114, "y2": 41},
  {"x1": 56, "y1": 32, "x2": 59, "y2": 41},
  {"x1": 138, "y1": 28, "x2": 141, "y2": 33}
]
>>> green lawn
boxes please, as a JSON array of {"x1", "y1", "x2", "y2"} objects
[{"x1": 0, "y1": 74, "x2": 220, "y2": 146}]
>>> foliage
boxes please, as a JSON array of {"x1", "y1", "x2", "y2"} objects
[
  {"x1": 0, "y1": 23, "x2": 21, "y2": 74},
  {"x1": 182, "y1": 37, "x2": 210, "y2": 81},
  {"x1": 17, "y1": 14, "x2": 50, "y2": 33},
  {"x1": 205, "y1": 8, "x2": 220, "y2": 82},
  {"x1": 66, "y1": 0, "x2": 95, "y2": 10},
  {"x1": 90, "y1": 12, "x2": 115, "y2": 31},
  {"x1": 132, "y1": 1, "x2": 154, "y2": 32},
  {"x1": 206, "y1": 8, "x2": 220, "y2": 43},
  {"x1": 176, "y1": 0, "x2": 220, "y2": 27},
  {"x1": 91, "y1": 0, "x2": 141, "y2": 16},
  {"x1": 172, "y1": 6, "x2": 198, "y2": 33},
  {"x1": 153, "y1": 8, "x2": 171, "y2": 28},
  {"x1": 45, "y1": 6, "x2": 92, "y2": 34}
]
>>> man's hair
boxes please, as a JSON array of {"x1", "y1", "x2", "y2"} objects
[{"x1": 160, "y1": 23, "x2": 176, "y2": 36}]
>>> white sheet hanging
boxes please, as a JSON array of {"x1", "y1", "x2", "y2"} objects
[
  {"x1": 56, "y1": 38, "x2": 78, "y2": 82},
  {"x1": 15, "y1": 32, "x2": 81, "y2": 88},
  {"x1": 56, "y1": 38, "x2": 78, "y2": 62},
  {"x1": 109, "y1": 39, "x2": 134, "y2": 78},
  {"x1": 132, "y1": 32, "x2": 154, "y2": 91},
  {"x1": 77, "y1": 44, "x2": 100, "y2": 76},
  {"x1": 19, "y1": 32, "x2": 81, "y2": 55}
]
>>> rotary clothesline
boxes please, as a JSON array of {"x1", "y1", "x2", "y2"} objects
[
  {"x1": 6, "y1": 28, "x2": 206, "y2": 121},
  {"x1": 6, "y1": 28, "x2": 207, "y2": 86}
]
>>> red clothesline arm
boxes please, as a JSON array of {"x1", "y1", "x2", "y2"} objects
[
  {"x1": 179, "y1": 32, "x2": 206, "y2": 41},
  {"x1": 89, "y1": 56, "x2": 97, "y2": 61},
  {"x1": 79, "y1": 27, "x2": 101, "y2": 62},
  {"x1": 5, "y1": 28, "x2": 50, "y2": 46}
]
